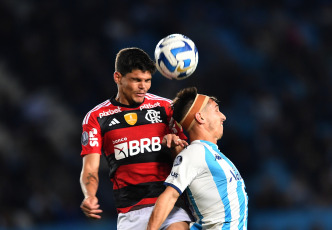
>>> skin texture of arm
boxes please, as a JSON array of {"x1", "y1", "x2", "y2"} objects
[
  {"x1": 80, "y1": 153, "x2": 103, "y2": 219},
  {"x1": 146, "y1": 186, "x2": 180, "y2": 230}
]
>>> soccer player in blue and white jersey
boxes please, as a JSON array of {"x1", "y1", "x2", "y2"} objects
[{"x1": 147, "y1": 87, "x2": 248, "y2": 230}]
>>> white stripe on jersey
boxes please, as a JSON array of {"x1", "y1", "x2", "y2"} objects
[
  {"x1": 241, "y1": 182, "x2": 249, "y2": 229},
  {"x1": 145, "y1": 93, "x2": 172, "y2": 103},
  {"x1": 165, "y1": 140, "x2": 248, "y2": 230},
  {"x1": 201, "y1": 141, "x2": 248, "y2": 230},
  {"x1": 83, "y1": 100, "x2": 111, "y2": 125}
]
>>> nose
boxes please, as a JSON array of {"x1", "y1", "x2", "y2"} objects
[
  {"x1": 138, "y1": 81, "x2": 145, "y2": 89},
  {"x1": 221, "y1": 113, "x2": 226, "y2": 121}
]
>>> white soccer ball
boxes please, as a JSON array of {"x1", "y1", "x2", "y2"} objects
[{"x1": 154, "y1": 34, "x2": 198, "y2": 80}]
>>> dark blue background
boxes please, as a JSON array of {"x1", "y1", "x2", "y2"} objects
[{"x1": 1, "y1": 0, "x2": 331, "y2": 229}]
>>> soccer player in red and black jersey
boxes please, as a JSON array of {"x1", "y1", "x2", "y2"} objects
[{"x1": 79, "y1": 47, "x2": 192, "y2": 230}]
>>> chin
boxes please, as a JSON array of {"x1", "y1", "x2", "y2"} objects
[
  {"x1": 133, "y1": 96, "x2": 144, "y2": 103},
  {"x1": 136, "y1": 98, "x2": 144, "y2": 104}
]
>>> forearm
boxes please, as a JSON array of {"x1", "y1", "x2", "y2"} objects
[
  {"x1": 80, "y1": 170, "x2": 99, "y2": 198},
  {"x1": 147, "y1": 187, "x2": 179, "y2": 230},
  {"x1": 79, "y1": 154, "x2": 102, "y2": 219},
  {"x1": 80, "y1": 154, "x2": 101, "y2": 198}
]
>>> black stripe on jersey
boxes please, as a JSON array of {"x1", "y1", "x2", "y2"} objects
[
  {"x1": 97, "y1": 107, "x2": 168, "y2": 135},
  {"x1": 113, "y1": 181, "x2": 166, "y2": 208},
  {"x1": 105, "y1": 147, "x2": 173, "y2": 178},
  {"x1": 113, "y1": 181, "x2": 187, "y2": 210}
]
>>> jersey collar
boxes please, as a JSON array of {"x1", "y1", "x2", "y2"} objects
[
  {"x1": 110, "y1": 95, "x2": 145, "y2": 108},
  {"x1": 193, "y1": 140, "x2": 220, "y2": 150}
]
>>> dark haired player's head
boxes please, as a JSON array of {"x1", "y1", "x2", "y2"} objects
[
  {"x1": 115, "y1": 47, "x2": 156, "y2": 76},
  {"x1": 173, "y1": 87, "x2": 219, "y2": 128},
  {"x1": 172, "y1": 87, "x2": 198, "y2": 124},
  {"x1": 173, "y1": 87, "x2": 224, "y2": 143}
]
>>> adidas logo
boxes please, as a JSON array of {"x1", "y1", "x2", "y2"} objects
[{"x1": 109, "y1": 118, "x2": 120, "y2": 126}]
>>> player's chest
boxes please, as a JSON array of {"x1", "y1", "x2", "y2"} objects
[
  {"x1": 97, "y1": 106, "x2": 168, "y2": 134},
  {"x1": 208, "y1": 156, "x2": 243, "y2": 184}
]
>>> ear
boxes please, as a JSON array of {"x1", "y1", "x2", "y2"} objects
[
  {"x1": 114, "y1": 72, "x2": 121, "y2": 84},
  {"x1": 194, "y1": 112, "x2": 205, "y2": 125}
]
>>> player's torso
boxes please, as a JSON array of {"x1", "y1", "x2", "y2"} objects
[
  {"x1": 98, "y1": 103, "x2": 168, "y2": 159},
  {"x1": 187, "y1": 141, "x2": 248, "y2": 229},
  {"x1": 89, "y1": 96, "x2": 176, "y2": 212},
  {"x1": 91, "y1": 96, "x2": 174, "y2": 174}
]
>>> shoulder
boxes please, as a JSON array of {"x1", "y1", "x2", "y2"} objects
[
  {"x1": 175, "y1": 143, "x2": 206, "y2": 169},
  {"x1": 82, "y1": 99, "x2": 114, "y2": 125},
  {"x1": 143, "y1": 93, "x2": 173, "y2": 115},
  {"x1": 180, "y1": 142, "x2": 205, "y2": 157},
  {"x1": 145, "y1": 93, "x2": 173, "y2": 104}
]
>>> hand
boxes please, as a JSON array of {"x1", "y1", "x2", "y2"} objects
[
  {"x1": 162, "y1": 134, "x2": 188, "y2": 149},
  {"x1": 80, "y1": 196, "x2": 103, "y2": 219}
]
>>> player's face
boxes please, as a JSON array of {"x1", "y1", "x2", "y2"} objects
[
  {"x1": 115, "y1": 69, "x2": 152, "y2": 105},
  {"x1": 204, "y1": 100, "x2": 226, "y2": 140}
]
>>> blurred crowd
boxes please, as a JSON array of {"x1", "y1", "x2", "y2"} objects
[{"x1": 0, "y1": 0, "x2": 332, "y2": 229}]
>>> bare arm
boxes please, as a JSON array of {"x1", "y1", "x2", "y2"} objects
[
  {"x1": 147, "y1": 186, "x2": 180, "y2": 230},
  {"x1": 80, "y1": 153, "x2": 103, "y2": 219}
]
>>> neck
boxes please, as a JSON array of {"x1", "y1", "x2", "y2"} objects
[
  {"x1": 115, "y1": 93, "x2": 122, "y2": 103},
  {"x1": 188, "y1": 127, "x2": 217, "y2": 144},
  {"x1": 115, "y1": 93, "x2": 130, "y2": 106}
]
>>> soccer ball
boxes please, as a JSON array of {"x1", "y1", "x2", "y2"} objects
[{"x1": 154, "y1": 34, "x2": 198, "y2": 80}]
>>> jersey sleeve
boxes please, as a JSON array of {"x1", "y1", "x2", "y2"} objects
[
  {"x1": 164, "y1": 144, "x2": 204, "y2": 194},
  {"x1": 80, "y1": 111, "x2": 102, "y2": 156}
]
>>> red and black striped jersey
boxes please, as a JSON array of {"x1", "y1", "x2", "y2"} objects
[{"x1": 81, "y1": 93, "x2": 186, "y2": 213}]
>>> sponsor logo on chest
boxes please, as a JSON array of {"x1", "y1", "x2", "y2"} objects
[
  {"x1": 139, "y1": 102, "x2": 161, "y2": 110},
  {"x1": 99, "y1": 106, "x2": 122, "y2": 118},
  {"x1": 114, "y1": 137, "x2": 161, "y2": 160},
  {"x1": 229, "y1": 167, "x2": 243, "y2": 182}
]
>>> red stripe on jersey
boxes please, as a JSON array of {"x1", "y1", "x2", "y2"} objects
[
  {"x1": 112, "y1": 162, "x2": 171, "y2": 190},
  {"x1": 83, "y1": 100, "x2": 110, "y2": 125},
  {"x1": 116, "y1": 197, "x2": 158, "y2": 213}
]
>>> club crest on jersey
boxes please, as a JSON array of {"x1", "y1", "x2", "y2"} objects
[
  {"x1": 174, "y1": 155, "x2": 183, "y2": 166},
  {"x1": 124, "y1": 113, "x2": 137, "y2": 125},
  {"x1": 145, "y1": 109, "x2": 162, "y2": 123}
]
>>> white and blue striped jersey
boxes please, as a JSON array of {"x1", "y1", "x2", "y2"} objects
[{"x1": 164, "y1": 140, "x2": 248, "y2": 230}]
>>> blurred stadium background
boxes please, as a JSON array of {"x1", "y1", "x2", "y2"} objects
[{"x1": 1, "y1": 0, "x2": 332, "y2": 229}]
